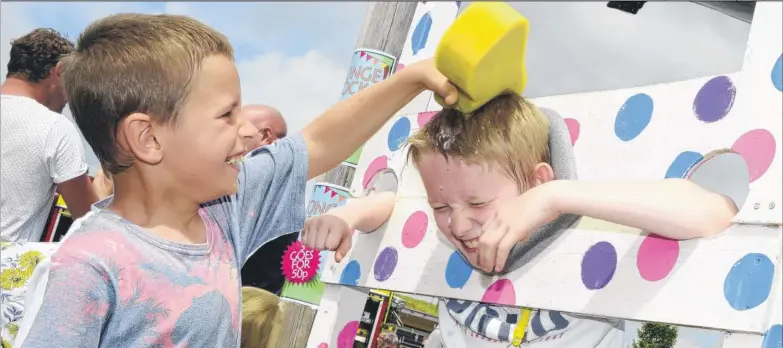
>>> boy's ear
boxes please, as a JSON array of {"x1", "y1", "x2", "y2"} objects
[
  {"x1": 532, "y1": 162, "x2": 555, "y2": 186},
  {"x1": 119, "y1": 113, "x2": 163, "y2": 166}
]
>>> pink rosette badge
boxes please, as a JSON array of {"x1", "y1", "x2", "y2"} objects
[{"x1": 282, "y1": 241, "x2": 321, "y2": 285}]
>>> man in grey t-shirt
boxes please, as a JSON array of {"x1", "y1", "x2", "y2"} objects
[{"x1": 1, "y1": 28, "x2": 99, "y2": 242}]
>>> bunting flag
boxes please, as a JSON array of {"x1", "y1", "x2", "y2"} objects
[
  {"x1": 358, "y1": 51, "x2": 394, "y2": 72},
  {"x1": 323, "y1": 186, "x2": 348, "y2": 201}
]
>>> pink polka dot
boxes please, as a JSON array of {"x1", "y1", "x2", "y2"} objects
[
  {"x1": 402, "y1": 211, "x2": 428, "y2": 248},
  {"x1": 397, "y1": 63, "x2": 406, "y2": 72},
  {"x1": 564, "y1": 118, "x2": 580, "y2": 145},
  {"x1": 417, "y1": 111, "x2": 438, "y2": 127},
  {"x1": 362, "y1": 156, "x2": 388, "y2": 188},
  {"x1": 318, "y1": 343, "x2": 328, "y2": 348},
  {"x1": 732, "y1": 129, "x2": 776, "y2": 182},
  {"x1": 481, "y1": 279, "x2": 516, "y2": 306},
  {"x1": 636, "y1": 234, "x2": 679, "y2": 282},
  {"x1": 337, "y1": 321, "x2": 359, "y2": 348}
]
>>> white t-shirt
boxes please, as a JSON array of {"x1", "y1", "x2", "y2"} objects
[
  {"x1": 1, "y1": 95, "x2": 88, "y2": 242},
  {"x1": 438, "y1": 299, "x2": 625, "y2": 348}
]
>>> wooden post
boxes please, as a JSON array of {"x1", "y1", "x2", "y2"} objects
[
  {"x1": 316, "y1": 1, "x2": 418, "y2": 190},
  {"x1": 290, "y1": 3, "x2": 418, "y2": 348}
]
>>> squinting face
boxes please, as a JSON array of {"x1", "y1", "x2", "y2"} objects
[
  {"x1": 416, "y1": 152, "x2": 520, "y2": 268},
  {"x1": 156, "y1": 55, "x2": 245, "y2": 202}
]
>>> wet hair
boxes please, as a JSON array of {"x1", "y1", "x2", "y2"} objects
[{"x1": 407, "y1": 93, "x2": 550, "y2": 190}]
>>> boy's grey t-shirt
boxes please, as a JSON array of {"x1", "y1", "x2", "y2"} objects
[{"x1": 14, "y1": 135, "x2": 308, "y2": 348}]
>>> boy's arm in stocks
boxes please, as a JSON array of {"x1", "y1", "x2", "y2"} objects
[
  {"x1": 234, "y1": 59, "x2": 456, "y2": 262},
  {"x1": 480, "y1": 178, "x2": 741, "y2": 273},
  {"x1": 301, "y1": 191, "x2": 396, "y2": 262}
]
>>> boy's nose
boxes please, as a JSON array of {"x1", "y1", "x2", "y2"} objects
[
  {"x1": 450, "y1": 212, "x2": 479, "y2": 240},
  {"x1": 237, "y1": 115, "x2": 257, "y2": 138}
]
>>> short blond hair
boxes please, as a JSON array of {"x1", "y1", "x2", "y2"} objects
[
  {"x1": 407, "y1": 93, "x2": 549, "y2": 190},
  {"x1": 61, "y1": 13, "x2": 234, "y2": 174},
  {"x1": 241, "y1": 287, "x2": 284, "y2": 348}
]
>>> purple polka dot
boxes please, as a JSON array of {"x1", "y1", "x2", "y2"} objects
[
  {"x1": 693, "y1": 76, "x2": 736, "y2": 123},
  {"x1": 581, "y1": 241, "x2": 617, "y2": 290},
  {"x1": 374, "y1": 247, "x2": 398, "y2": 281}
]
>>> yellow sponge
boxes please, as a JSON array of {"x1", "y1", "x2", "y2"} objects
[{"x1": 434, "y1": 2, "x2": 530, "y2": 113}]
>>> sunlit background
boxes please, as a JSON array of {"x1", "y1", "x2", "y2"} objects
[{"x1": 1, "y1": 2, "x2": 753, "y2": 347}]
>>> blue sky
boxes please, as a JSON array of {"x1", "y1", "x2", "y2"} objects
[
  {"x1": 1, "y1": 1, "x2": 369, "y2": 173},
  {"x1": 1, "y1": 2, "x2": 369, "y2": 134},
  {"x1": 1, "y1": 2, "x2": 744, "y2": 347}
]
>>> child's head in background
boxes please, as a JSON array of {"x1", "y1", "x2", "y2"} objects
[
  {"x1": 407, "y1": 93, "x2": 552, "y2": 269},
  {"x1": 61, "y1": 13, "x2": 247, "y2": 204},
  {"x1": 241, "y1": 287, "x2": 284, "y2": 348},
  {"x1": 376, "y1": 330, "x2": 400, "y2": 348}
]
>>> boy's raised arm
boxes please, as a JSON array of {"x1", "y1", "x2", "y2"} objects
[{"x1": 301, "y1": 59, "x2": 457, "y2": 179}]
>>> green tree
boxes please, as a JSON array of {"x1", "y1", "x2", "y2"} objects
[{"x1": 632, "y1": 322, "x2": 678, "y2": 348}]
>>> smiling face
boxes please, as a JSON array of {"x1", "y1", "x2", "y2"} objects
[
  {"x1": 154, "y1": 55, "x2": 246, "y2": 202},
  {"x1": 416, "y1": 152, "x2": 521, "y2": 267}
]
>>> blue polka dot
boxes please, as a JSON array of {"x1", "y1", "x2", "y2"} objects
[
  {"x1": 614, "y1": 93, "x2": 654, "y2": 142},
  {"x1": 664, "y1": 151, "x2": 703, "y2": 178},
  {"x1": 762, "y1": 324, "x2": 782, "y2": 348},
  {"x1": 411, "y1": 12, "x2": 432, "y2": 56},
  {"x1": 772, "y1": 54, "x2": 782, "y2": 92},
  {"x1": 445, "y1": 250, "x2": 473, "y2": 289},
  {"x1": 387, "y1": 117, "x2": 411, "y2": 151},
  {"x1": 724, "y1": 253, "x2": 775, "y2": 311},
  {"x1": 340, "y1": 260, "x2": 361, "y2": 286}
]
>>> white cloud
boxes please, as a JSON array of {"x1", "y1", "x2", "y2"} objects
[
  {"x1": 237, "y1": 50, "x2": 348, "y2": 133},
  {"x1": 1, "y1": 2, "x2": 365, "y2": 173}
]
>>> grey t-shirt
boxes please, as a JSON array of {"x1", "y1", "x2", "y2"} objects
[{"x1": 14, "y1": 135, "x2": 308, "y2": 348}]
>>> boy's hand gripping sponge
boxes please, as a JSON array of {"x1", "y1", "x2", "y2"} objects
[{"x1": 434, "y1": 2, "x2": 530, "y2": 114}]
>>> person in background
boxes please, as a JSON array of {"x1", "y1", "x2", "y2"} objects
[
  {"x1": 376, "y1": 330, "x2": 400, "y2": 348},
  {"x1": 91, "y1": 166, "x2": 114, "y2": 200},
  {"x1": 239, "y1": 104, "x2": 287, "y2": 153},
  {"x1": 1, "y1": 28, "x2": 103, "y2": 242},
  {"x1": 238, "y1": 104, "x2": 299, "y2": 294},
  {"x1": 240, "y1": 286, "x2": 285, "y2": 348}
]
